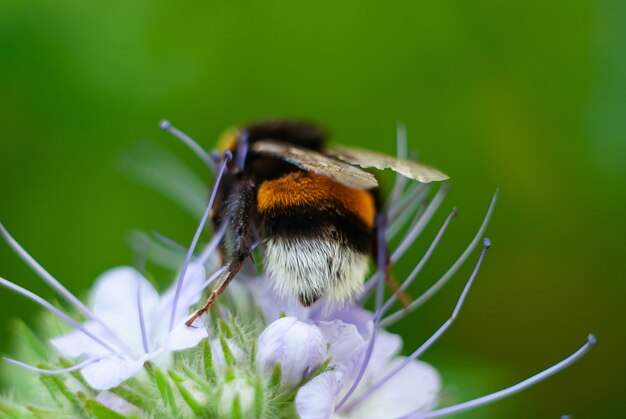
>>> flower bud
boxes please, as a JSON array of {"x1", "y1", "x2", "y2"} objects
[{"x1": 256, "y1": 317, "x2": 326, "y2": 389}]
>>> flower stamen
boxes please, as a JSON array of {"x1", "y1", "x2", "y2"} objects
[
  {"x1": 386, "y1": 123, "x2": 409, "y2": 210},
  {"x1": 382, "y1": 189, "x2": 498, "y2": 327},
  {"x1": 0, "y1": 277, "x2": 121, "y2": 356},
  {"x1": 169, "y1": 151, "x2": 231, "y2": 331},
  {"x1": 403, "y1": 334, "x2": 597, "y2": 419},
  {"x1": 159, "y1": 119, "x2": 217, "y2": 172},
  {"x1": 335, "y1": 213, "x2": 389, "y2": 411},
  {"x1": 136, "y1": 281, "x2": 150, "y2": 354},
  {"x1": 343, "y1": 238, "x2": 490, "y2": 413},
  {"x1": 3, "y1": 356, "x2": 108, "y2": 375},
  {"x1": 387, "y1": 185, "x2": 429, "y2": 239},
  {"x1": 380, "y1": 208, "x2": 457, "y2": 316},
  {"x1": 198, "y1": 221, "x2": 228, "y2": 265},
  {"x1": 391, "y1": 185, "x2": 448, "y2": 263},
  {"x1": 0, "y1": 223, "x2": 131, "y2": 353}
]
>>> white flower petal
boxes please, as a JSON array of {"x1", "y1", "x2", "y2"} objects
[
  {"x1": 317, "y1": 320, "x2": 366, "y2": 377},
  {"x1": 323, "y1": 306, "x2": 374, "y2": 337},
  {"x1": 50, "y1": 321, "x2": 112, "y2": 358},
  {"x1": 164, "y1": 319, "x2": 208, "y2": 351},
  {"x1": 150, "y1": 262, "x2": 207, "y2": 343},
  {"x1": 81, "y1": 354, "x2": 151, "y2": 391},
  {"x1": 342, "y1": 358, "x2": 441, "y2": 419},
  {"x1": 296, "y1": 371, "x2": 343, "y2": 419},
  {"x1": 90, "y1": 267, "x2": 160, "y2": 351},
  {"x1": 162, "y1": 262, "x2": 207, "y2": 314},
  {"x1": 367, "y1": 330, "x2": 402, "y2": 379},
  {"x1": 256, "y1": 317, "x2": 327, "y2": 389}
]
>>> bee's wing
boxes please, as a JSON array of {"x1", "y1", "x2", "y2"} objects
[
  {"x1": 251, "y1": 141, "x2": 378, "y2": 189},
  {"x1": 325, "y1": 145, "x2": 449, "y2": 183}
]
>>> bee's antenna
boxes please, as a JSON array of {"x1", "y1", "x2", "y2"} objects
[
  {"x1": 159, "y1": 119, "x2": 217, "y2": 173},
  {"x1": 235, "y1": 130, "x2": 249, "y2": 172}
]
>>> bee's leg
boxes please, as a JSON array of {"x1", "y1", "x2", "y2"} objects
[
  {"x1": 385, "y1": 269, "x2": 412, "y2": 308},
  {"x1": 186, "y1": 179, "x2": 255, "y2": 327}
]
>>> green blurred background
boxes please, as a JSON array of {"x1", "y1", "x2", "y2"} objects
[{"x1": 1, "y1": 1, "x2": 624, "y2": 417}]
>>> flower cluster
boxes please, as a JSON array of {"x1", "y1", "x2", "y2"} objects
[{"x1": 0, "y1": 122, "x2": 594, "y2": 418}]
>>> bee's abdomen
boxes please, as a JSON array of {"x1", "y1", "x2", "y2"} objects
[
  {"x1": 257, "y1": 171, "x2": 375, "y2": 306},
  {"x1": 257, "y1": 171, "x2": 375, "y2": 252},
  {"x1": 257, "y1": 171, "x2": 375, "y2": 228}
]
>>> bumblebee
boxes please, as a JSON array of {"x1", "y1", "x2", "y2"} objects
[{"x1": 186, "y1": 120, "x2": 447, "y2": 326}]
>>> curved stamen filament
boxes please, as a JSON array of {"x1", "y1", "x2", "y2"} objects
[
  {"x1": 137, "y1": 281, "x2": 150, "y2": 354},
  {"x1": 402, "y1": 334, "x2": 597, "y2": 419},
  {"x1": 198, "y1": 221, "x2": 228, "y2": 266},
  {"x1": 0, "y1": 223, "x2": 131, "y2": 353},
  {"x1": 343, "y1": 238, "x2": 489, "y2": 413},
  {"x1": 3, "y1": 356, "x2": 108, "y2": 375},
  {"x1": 169, "y1": 151, "x2": 231, "y2": 331},
  {"x1": 387, "y1": 185, "x2": 428, "y2": 239},
  {"x1": 335, "y1": 213, "x2": 388, "y2": 411},
  {"x1": 391, "y1": 185, "x2": 448, "y2": 263},
  {"x1": 160, "y1": 119, "x2": 217, "y2": 172},
  {"x1": 0, "y1": 276, "x2": 120, "y2": 356},
  {"x1": 386, "y1": 123, "x2": 409, "y2": 210},
  {"x1": 380, "y1": 208, "x2": 457, "y2": 317},
  {"x1": 382, "y1": 190, "x2": 498, "y2": 327}
]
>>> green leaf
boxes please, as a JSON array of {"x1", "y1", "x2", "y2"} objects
[
  {"x1": 179, "y1": 363, "x2": 211, "y2": 392},
  {"x1": 218, "y1": 319, "x2": 233, "y2": 339},
  {"x1": 38, "y1": 374, "x2": 64, "y2": 408},
  {"x1": 168, "y1": 371, "x2": 205, "y2": 417},
  {"x1": 145, "y1": 363, "x2": 177, "y2": 415},
  {"x1": 10, "y1": 319, "x2": 49, "y2": 361},
  {"x1": 26, "y1": 406, "x2": 70, "y2": 419},
  {"x1": 253, "y1": 378, "x2": 264, "y2": 419},
  {"x1": 219, "y1": 335, "x2": 236, "y2": 367},
  {"x1": 0, "y1": 400, "x2": 30, "y2": 419},
  {"x1": 110, "y1": 384, "x2": 151, "y2": 413},
  {"x1": 202, "y1": 339, "x2": 215, "y2": 382},
  {"x1": 311, "y1": 357, "x2": 333, "y2": 379},
  {"x1": 57, "y1": 358, "x2": 91, "y2": 393},
  {"x1": 224, "y1": 366, "x2": 236, "y2": 382},
  {"x1": 78, "y1": 392, "x2": 127, "y2": 419},
  {"x1": 229, "y1": 313, "x2": 246, "y2": 348},
  {"x1": 231, "y1": 394, "x2": 242, "y2": 419},
  {"x1": 37, "y1": 364, "x2": 82, "y2": 413},
  {"x1": 249, "y1": 338, "x2": 257, "y2": 368},
  {"x1": 269, "y1": 362, "x2": 282, "y2": 390}
]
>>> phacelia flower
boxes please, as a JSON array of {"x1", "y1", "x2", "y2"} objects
[
  {"x1": 0, "y1": 223, "x2": 214, "y2": 391},
  {"x1": 0, "y1": 120, "x2": 595, "y2": 419}
]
